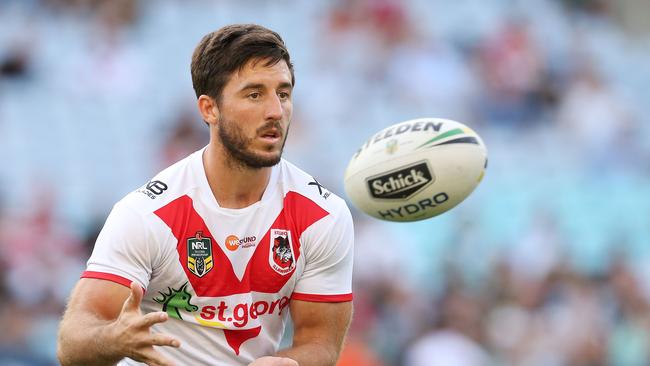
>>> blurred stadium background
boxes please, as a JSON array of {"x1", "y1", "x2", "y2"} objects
[{"x1": 1, "y1": 0, "x2": 650, "y2": 365}]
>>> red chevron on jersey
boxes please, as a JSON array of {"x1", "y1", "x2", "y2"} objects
[
  {"x1": 154, "y1": 192, "x2": 329, "y2": 297},
  {"x1": 224, "y1": 327, "x2": 262, "y2": 356}
]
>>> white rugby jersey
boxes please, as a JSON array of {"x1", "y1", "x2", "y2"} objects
[{"x1": 82, "y1": 148, "x2": 354, "y2": 365}]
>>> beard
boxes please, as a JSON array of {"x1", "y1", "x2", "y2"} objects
[{"x1": 217, "y1": 115, "x2": 287, "y2": 169}]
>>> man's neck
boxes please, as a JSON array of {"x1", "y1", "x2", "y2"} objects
[{"x1": 202, "y1": 144, "x2": 273, "y2": 209}]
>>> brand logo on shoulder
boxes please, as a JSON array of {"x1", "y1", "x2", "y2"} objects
[
  {"x1": 366, "y1": 161, "x2": 433, "y2": 200},
  {"x1": 137, "y1": 180, "x2": 168, "y2": 199},
  {"x1": 269, "y1": 229, "x2": 295, "y2": 275},
  {"x1": 308, "y1": 177, "x2": 331, "y2": 199},
  {"x1": 224, "y1": 235, "x2": 257, "y2": 251},
  {"x1": 187, "y1": 231, "x2": 213, "y2": 277}
]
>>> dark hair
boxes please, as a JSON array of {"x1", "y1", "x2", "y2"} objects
[{"x1": 191, "y1": 24, "x2": 294, "y2": 101}]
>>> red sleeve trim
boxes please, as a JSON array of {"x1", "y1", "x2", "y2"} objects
[
  {"x1": 291, "y1": 292, "x2": 353, "y2": 302},
  {"x1": 81, "y1": 271, "x2": 136, "y2": 289}
]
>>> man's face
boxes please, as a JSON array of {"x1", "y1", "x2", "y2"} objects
[{"x1": 216, "y1": 58, "x2": 293, "y2": 169}]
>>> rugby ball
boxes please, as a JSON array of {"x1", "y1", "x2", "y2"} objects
[{"x1": 344, "y1": 118, "x2": 487, "y2": 222}]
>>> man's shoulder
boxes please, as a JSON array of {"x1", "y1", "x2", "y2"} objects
[
  {"x1": 278, "y1": 159, "x2": 350, "y2": 217},
  {"x1": 120, "y1": 151, "x2": 202, "y2": 215}
]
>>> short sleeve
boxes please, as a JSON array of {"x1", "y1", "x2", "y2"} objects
[
  {"x1": 82, "y1": 201, "x2": 154, "y2": 290},
  {"x1": 292, "y1": 201, "x2": 354, "y2": 302}
]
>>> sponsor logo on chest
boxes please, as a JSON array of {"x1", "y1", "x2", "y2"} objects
[
  {"x1": 224, "y1": 234, "x2": 258, "y2": 251},
  {"x1": 153, "y1": 282, "x2": 290, "y2": 328}
]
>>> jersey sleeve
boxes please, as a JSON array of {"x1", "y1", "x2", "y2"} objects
[
  {"x1": 292, "y1": 200, "x2": 354, "y2": 302},
  {"x1": 82, "y1": 201, "x2": 155, "y2": 290}
]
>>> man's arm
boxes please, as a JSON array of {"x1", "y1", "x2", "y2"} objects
[
  {"x1": 275, "y1": 299, "x2": 353, "y2": 366},
  {"x1": 57, "y1": 279, "x2": 181, "y2": 366}
]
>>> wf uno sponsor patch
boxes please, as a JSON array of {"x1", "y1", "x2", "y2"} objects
[{"x1": 225, "y1": 234, "x2": 257, "y2": 251}]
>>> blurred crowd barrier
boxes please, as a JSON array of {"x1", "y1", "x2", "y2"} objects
[{"x1": 1, "y1": 0, "x2": 649, "y2": 365}]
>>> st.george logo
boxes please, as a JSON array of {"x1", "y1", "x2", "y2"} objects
[
  {"x1": 187, "y1": 231, "x2": 213, "y2": 277},
  {"x1": 269, "y1": 229, "x2": 295, "y2": 275}
]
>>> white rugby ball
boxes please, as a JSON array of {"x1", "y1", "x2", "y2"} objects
[{"x1": 344, "y1": 118, "x2": 487, "y2": 222}]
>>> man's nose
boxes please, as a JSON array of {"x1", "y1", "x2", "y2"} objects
[{"x1": 265, "y1": 94, "x2": 283, "y2": 120}]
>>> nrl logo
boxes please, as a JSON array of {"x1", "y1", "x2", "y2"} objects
[
  {"x1": 187, "y1": 231, "x2": 213, "y2": 277},
  {"x1": 269, "y1": 229, "x2": 295, "y2": 275}
]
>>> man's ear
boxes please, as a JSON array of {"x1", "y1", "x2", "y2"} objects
[{"x1": 197, "y1": 95, "x2": 219, "y2": 125}]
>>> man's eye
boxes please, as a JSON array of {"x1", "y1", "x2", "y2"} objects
[
  {"x1": 248, "y1": 92, "x2": 261, "y2": 99},
  {"x1": 278, "y1": 92, "x2": 290, "y2": 100}
]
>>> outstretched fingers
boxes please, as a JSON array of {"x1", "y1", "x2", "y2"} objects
[
  {"x1": 148, "y1": 333, "x2": 181, "y2": 348},
  {"x1": 138, "y1": 347, "x2": 177, "y2": 366},
  {"x1": 123, "y1": 282, "x2": 144, "y2": 313},
  {"x1": 110, "y1": 283, "x2": 181, "y2": 366},
  {"x1": 138, "y1": 311, "x2": 170, "y2": 328},
  {"x1": 129, "y1": 334, "x2": 180, "y2": 366}
]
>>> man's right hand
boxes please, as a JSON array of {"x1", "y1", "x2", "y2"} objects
[
  {"x1": 104, "y1": 282, "x2": 181, "y2": 366},
  {"x1": 58, "y1": 279, "x2": 181, "y2": 366}
]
